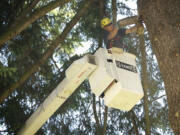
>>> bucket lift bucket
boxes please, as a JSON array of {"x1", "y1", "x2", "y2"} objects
[{"x1": 89, "y1": 47, "x2": 143, "y2": 111}]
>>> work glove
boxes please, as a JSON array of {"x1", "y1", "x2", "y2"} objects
[
  {"x1": 109, "y1": 47, "x2": 123, "y2": 54},
  {"x1": 136, "y1": 16, "x2": 144, "y2": 35},
  {"x1": 137, "y1": 23, "x2": 144, "y2": 35}
]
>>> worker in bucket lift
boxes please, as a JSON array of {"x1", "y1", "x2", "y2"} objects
[{"x1": 101, "y1": 17, "x2": 144, "y2": 50}]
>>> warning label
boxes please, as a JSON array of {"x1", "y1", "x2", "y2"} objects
[{"x1": 115, "y1": 60, "x2": 137, "y2": 73}]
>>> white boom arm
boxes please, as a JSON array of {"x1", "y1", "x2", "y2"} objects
[
  {"x1": 18, "y1": 48, "x2": 144, "y2": 135},
  {"x1": 18, "y1": 55, "x2": 97, "y2": 135}
]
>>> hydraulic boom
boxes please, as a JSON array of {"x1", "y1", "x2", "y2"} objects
[{"x1": 18, "y1": 48, "x2": 143, "y2": 135}]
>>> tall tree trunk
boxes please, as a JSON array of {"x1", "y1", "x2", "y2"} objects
[
  {"x1": 98, "y1": 0, "x2": 104, "y2": 48},
  {"x1": 139, "y1": 31, "x2": 151, "y2": 135},
  {"x1": 102, "y1": 106, "x2": 108, "y2": 135},
  {"x1": 92, "y1": 95, "x2": 108, "y2": 135},
  {"x1": 97, "y1": 1, "x2": 108, "y2": 134},
  {"x1": 0, "y1": 0, "x2": 94, "y2": 104},
  {"x1": 92, "y1": 94, "x2": 101, "y2": 135},
  {"x1": 138, "y1": 0, "x2": 180, "y2": 134},
  {"x1": 112, "y1": 0, "x2": 117, "y2": 24},
  {"x1": 130, "y1": 110, "x2": 139, "y2": 135},
  {"x1": 99, "y1": 0, "x2": 105, "y2": 19},
  {"x1": 0, "y1": 0, "x2": 71, "y2": 48}
]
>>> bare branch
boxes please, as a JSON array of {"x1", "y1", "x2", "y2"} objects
[
  {"x1": 12, "y1": 0, "x2": 41, "y2": 27},
  {"x1": 0, "y1": 0, "x2": 95, "y2": 104},
  {"x1": 0, "y1": 0, "x2": 71, "y2": 47}
]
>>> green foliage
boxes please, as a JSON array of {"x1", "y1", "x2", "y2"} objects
[
  {"x1": 0, "y1": 0, "x2": 173, "y2": 134},
  {"x1": 0, "y1": 67, "x2": 17, "y2": 78},
  {"x1": 0, "y1": 97, "x2": 28, "y2": 134}
]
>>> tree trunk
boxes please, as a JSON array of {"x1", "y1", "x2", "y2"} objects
[
  {"x1": 92, "y1": 95, "x2": 108, "y2": 135},
  {"x1": 0, "y1": 0, "x2": 94, "y2": 104},
  {"x1": 130, "y1": 110, "x2": 139, "y2": 135},
  {"x1": 102, "y1": 106, "x2": 108, "y2": 135},
  {"x1": 92, "y1": 94, "x2": 101, "y2": 135},
  {"x1": 98, "y1": 0, "x2": 105, "y2": 48},
  {"x1": 0, "y1": 0, "x2": 71, "y2": 48},
  {"x1": 139, "y1": 32, "x2": 151, "y2": 135},
  {"x1": 112, "y1": 0, "x2": 117, "y2": 24},
  {"x1": 138, "y1": 0, "x2": 180, "y2": 134}
]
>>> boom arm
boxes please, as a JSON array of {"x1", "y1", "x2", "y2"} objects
[
  {"x1": 18, "y1": 48, "x2": 144, "y2": 135},
  {"x1": 18, "y1": 55, "x2": 97, "y2": 135}
]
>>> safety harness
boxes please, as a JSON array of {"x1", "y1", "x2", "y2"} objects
[{"x1": 109, "y1": 36, "x2": 121, "y2": 49}]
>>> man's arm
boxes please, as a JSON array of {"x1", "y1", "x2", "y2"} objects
[
  {"x1": 126, "y1": 23, "x2": 144, "y2": 35},
  {"x1": 107, "y1": 26, "x2": 118, "y2": 40},
  {"x1": 117, "y1": 16, "x2": 144, "y2": 35},
  {"x1": 117, "y1": 16, "x2": 138, "y2": 27},
  {"x1": 125, "y1": 26, "x2": 137, "y2": 34}
]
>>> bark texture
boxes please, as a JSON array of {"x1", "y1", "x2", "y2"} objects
[
  {"x1": 130, "y1": 111, "x2": 139, "y2": 135},
  {"x1": 102, "y1": 106, "x2": 108, "y2": 135},
  {"x1": 138, "y1": 0, "x2": 180, "y2": 134},
  {"x1": 12, "y1": 0, "x2": 41, "y2": 27},
  {"x1": 0, "y1": 0, "x2": 94, "y2": 104},
  {"x1": 139, "y1": 32, "x2": 151, "y2": 135},
  {"x1": 0, "y1": 0, "x2": 71, "y2": 47},
  {"x1": 98, "y1": 0, "x2": 105, "y2": 48},
  {"x1": 92, "y1": 95, "x2": 108, "y2": 135},
  {"x1": 112, "y1": 0, "x2": 117, "y2": 24},
  {"x1": 92, "y1": 95, "x2": 101, "y2": 135}
]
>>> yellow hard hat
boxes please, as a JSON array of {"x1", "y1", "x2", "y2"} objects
[{"x1": 101, "y1": 17, "x2": 112, "y2": 28}]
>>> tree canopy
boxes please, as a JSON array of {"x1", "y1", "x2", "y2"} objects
[{"x1": 0, "y1": 0, "x2": 179, "y2": 134}]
